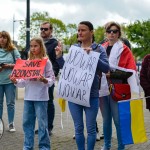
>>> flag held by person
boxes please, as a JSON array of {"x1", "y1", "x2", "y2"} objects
[{"x1": 118, "y1": 99, "x2": 148, "y2": 145}]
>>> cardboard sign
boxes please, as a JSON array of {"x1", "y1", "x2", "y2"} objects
[
  {"x1": 11, "y1": 59, "x2": 47, "y2": 79},
  {"x1": 57, "y1": 45, "x2": 100, "y2": 107}
]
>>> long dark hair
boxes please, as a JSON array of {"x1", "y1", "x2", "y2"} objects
[{"x1": 79, "y1": 21, "x2": 95, "y2": 42}]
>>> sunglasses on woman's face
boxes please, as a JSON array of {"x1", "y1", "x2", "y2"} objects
[{"x1": 106, "y1": 29, "x2": 119, "y2": 34}]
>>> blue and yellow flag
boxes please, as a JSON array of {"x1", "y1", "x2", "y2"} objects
[{"x1": 118, "y1": 99, "x2": 148, "y2": 145}]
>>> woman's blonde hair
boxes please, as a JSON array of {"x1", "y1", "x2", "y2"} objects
[
  {"x1": 0, "y1": 31, "x2": 16, "y2": 51},
  {"x1": 28, "y1": 37, "x2": 48, "y2": 60}
]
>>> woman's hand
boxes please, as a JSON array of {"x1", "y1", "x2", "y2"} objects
[
  {"x1": 106, "y1": 71, "x2": 110, "y2": 78},
  {"x1": 9, "y1": 75, "x2": 17, "y2": 84},
  {"x1": 83, "y1": 47, "x2": 92, "y2": 54},
  {"x1": 2, "y1": 64, "x2": 14, "y2": 69},
  {"x1": 55, "y1": 41, "x2": 63, "y2": 58},
  {"x1": 38, "y1": 74, "x2": 48, "y2": 84}
]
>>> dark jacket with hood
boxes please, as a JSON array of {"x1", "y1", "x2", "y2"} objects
[
  {"x1": 140, "y1": 54, "x2": 150, "y2": 110},
  {"x1": 45, "y1": 37, "x2": 64, "y2": 77}
]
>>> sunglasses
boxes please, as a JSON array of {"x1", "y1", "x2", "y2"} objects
[
  {"x1": 40, "y1": 28, "x2": 49, "y2": 31},
  {"x1": 106, "y1": 29, "x2": 119, "y2": 34}
]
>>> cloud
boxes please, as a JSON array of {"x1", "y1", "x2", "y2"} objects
[{"x1": 0, "y1": 0, "x2": 149, "y2": 41}]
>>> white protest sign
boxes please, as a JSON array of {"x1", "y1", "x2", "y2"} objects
[{"x1": 57, "y1": 45, "x2": 100, "y2": 107}]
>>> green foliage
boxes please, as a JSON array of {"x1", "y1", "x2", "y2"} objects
[
  {"x1": 63, "y1": 23, "x2": 77, "y2": 45},
  {"x1": 126, "y1": 19, "x2": 150, "y2": 59},
  {"x1": 50, "y1": 18, "x2": 66, "y2": 40},
  {"x1": 94, "y1": 26, "x2": 105, "y2": 43}
]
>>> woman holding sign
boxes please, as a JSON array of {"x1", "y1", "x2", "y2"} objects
[
  {"x1": 64, "y1": 21, "x2": 109, "y2": 150},
  {"x1": 0, "y1": 31, "x2": 20, "y2": 132},
  {"x1": 10, "y1": 37, "x2": 55, "y2": 150}
]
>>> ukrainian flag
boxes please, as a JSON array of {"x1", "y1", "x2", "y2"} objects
[{"x1": 118, "y1": 99, "x2": 148, "y2": 145}]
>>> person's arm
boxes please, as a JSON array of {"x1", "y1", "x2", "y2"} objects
[
  {"x1": 1, "y1": 63, "x2": 15, "y2": 69},
  {"x1": 140, "y1": 55, "x2": 150, "y2": 91},
  {"x1": 44, "y1": 60, "x2": 55, "y2": 87},
  {"x1": 96, "y1": 45, "x2": 110, "y2": 73},
  {"x1": 110, "y1": 69, "x2": 133, "y2": 80},
  {"x1": 9, "y1": 76, "x2": 26, "y2": 88},
  {"x1": 1, "y1": 49, "x2": 21, "y2": 69},
  {"x1": 14, "y1": 49, "x2": 21, "y2": 60},
  {"x1": 55, "y1": 41, "x2": 65, "y2": 69},
  {"x1": 56, "y1": 57, "x2": 65, "y2": 69}
]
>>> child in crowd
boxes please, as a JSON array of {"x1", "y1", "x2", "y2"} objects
[{"x1": 10, "y1": 37, "x2": 55, "y2": 150}]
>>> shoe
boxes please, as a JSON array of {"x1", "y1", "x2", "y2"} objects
[
  {"x1": 8, "y1": 123, "x2": 16, "y2": 132},
  {"x1": 35, "y1": 129, "x2": 38, "y2": 134},
  {"x1": 100, "y1": 133, "x2": 104, "y2": 139},
  {"x1": 0, "y1": 120, "x2": 3, "y2": 135},
  {"x1": 96, "y1": 132, "x2": 100, "y2": 141},
  {"x1": 101, "y1": 147, "x2": 105, "y2": 150},
  {"x1": 73, "y1": 134, "x2": 75, "y2": 139}
]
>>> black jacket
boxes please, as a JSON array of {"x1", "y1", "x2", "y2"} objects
[
  {"x1": 45, "y1": 38, "x2": 64, "y2": 77},
  {"x1": 140, "y1": 54, "x2": 150, "y2": 110}
]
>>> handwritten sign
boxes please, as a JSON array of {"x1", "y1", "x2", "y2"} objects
[
  {"x1": 57, "y1": 45, "x2": 100, "y2": 107},
  {"x1": 11, "y1": 59, "x2": 47, "y2": 79}
]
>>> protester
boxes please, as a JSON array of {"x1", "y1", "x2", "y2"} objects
[
  {"x1": 72, "y1": 34, "x2": 104, "y2": 142},
  {"x1": 0, "y1": 31, "x2": 20, "y2": 132},
  {"x1": 10, "y1": 37, "x2": 55, "y2": 149},
  {"x1": 98, "y1": 28, "x2": 132, "y2": 142},
  {"x1": 35, "y1": 21, "x2": 64, "y2": 135},
  {"x1": 140, "y1": 54, "x2": 150, "y2": 111},
  {"x1": 99, "y1": 21, "x2": 137, "y2": 150},
  {"x1": 61, "y1": 21, "x2": 109, "y2": 150}
]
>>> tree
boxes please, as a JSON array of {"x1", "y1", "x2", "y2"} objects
[
  {"x1": 50, "y1": 18, "x2": 66, "y2": 40},
  {"x1": 126, "y1": 20, "x2": 150, "y2": 59},
  {"x1": 63, "y1": 23, "x2": 77, "y2": 46},
  {"x1": 94, "y1": 26, "x2": 105, "y2": 43}
]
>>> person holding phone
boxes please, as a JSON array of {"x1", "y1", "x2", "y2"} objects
[{"x1": 0, "y1": 31, "x2": 20, "y2": 132}]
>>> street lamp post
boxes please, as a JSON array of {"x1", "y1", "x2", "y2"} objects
[
  {"x1": 26, "y1": 0, "x2": 30, "y2": 50},
  {"x1": 13, "y1": 15, "x2": 24, "y2": 44},
  {"x1": 12, "y1": 15, "x2": 24, "y2": 100}
]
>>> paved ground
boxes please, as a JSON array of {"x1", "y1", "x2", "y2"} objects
[{"x1": 0, "y1": 87, "x2": 150, "y2": 150}]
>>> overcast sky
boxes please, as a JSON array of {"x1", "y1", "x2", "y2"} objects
[{"x1": 0, "y1": 0, "x2": 150, "y2": 41}]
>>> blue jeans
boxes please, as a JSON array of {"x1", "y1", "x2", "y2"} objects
[
  {"x1": 47, "y1": 84, "x2": 55, "y2": 131},
  {"x1": 23, "y1": 100, "x2": 50, "y2": 150},
  {"x1": 0, "y1": 83, "x2": 16, "y2": 124},
  {"x1": 100, "y1": 96, "x2": 125, "y2": 150},
  {"x1": 68, "y1": 98, "x2": 99, "y2": 150}
]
